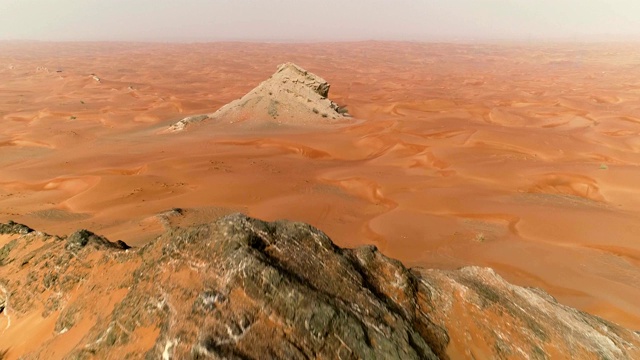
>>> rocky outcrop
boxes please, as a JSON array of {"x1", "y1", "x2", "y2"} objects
[
  {"x1": 65, "y1": 229, "x2": 130, "y2": 252},
  {"x1": 416, "y1": 267, "x2": 640, "y2": 359},
  {"x1": 0, "y1": 216, "x2": 639, "y2": 359},
  {"x1": 0, "y1": 220, "x2": 33, "y2": 235},
  {"x1": 167, "y1": 63, "x2": 349, "y2": 132}
]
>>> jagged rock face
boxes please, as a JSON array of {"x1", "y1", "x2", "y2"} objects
[
  {"x1": 417, "y1": 267, "x2": 640, "y2": 359},
  {"x1": 91, "y1": 214, "x2": 439, "y2": 359},
  {"x1": 0, "y1": 216, "x2": 639, "y2": 359},
  {"x1": 167, "y1": 63, "x2": 349, "y2": 131},
  {"x1": 65, "y1": 229, "x2": 131, "y2": 252},
  {"x1": 0, "y1": 221, "x2": 33, "y2": 235}
]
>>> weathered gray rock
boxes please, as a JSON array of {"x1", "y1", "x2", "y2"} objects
[
  {"x1": 415, "y1": 266, "x2": 640, "y2": 359},
  {"x1": 106, "y1": 213, "x2": 439, "y2": 359},
  {"x1": 65, "y1": 229, "x2": 130, "y2": 252},
  {"x1": 0, "y1": 220, "x2": 33, "y2": 235},
  {"x1": 1, "y1": 215, "x2": 639, "y2": 359}
]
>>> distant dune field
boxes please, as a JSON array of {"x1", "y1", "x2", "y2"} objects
[{"x1": 2, "y1": 41, "x2": 640, "y2": 331}]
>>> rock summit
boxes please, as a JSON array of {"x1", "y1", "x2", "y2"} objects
[
  {"x1": 168, "y1": 63, "x2": 349, "y2": 132},
  {"x1": 1, "y1": 215, "x2": 639, "y2": 359}
]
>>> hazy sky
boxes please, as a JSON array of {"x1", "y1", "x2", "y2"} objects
[{"x1": 1, "y1": 0, "x2": 639, "y2": 42}]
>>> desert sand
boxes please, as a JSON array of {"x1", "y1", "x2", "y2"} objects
[{"x1": 2, "y1": 39, "x2": 640, "y2": 339}]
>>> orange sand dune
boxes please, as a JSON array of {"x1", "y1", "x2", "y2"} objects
[{"x1": 2, "y1": 41, "x2": 640, "y2": 337}]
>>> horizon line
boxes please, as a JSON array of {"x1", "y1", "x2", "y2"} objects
[{"x1": 2, "y1": 36, "x2": 640, "y2": 45}]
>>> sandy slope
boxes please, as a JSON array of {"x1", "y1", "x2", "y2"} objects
[{"x1": 2, "y1": 41, "x2": 640, "y2": 333}]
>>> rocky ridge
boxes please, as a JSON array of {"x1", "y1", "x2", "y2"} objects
[
  {"x1": 167, "y1": 63, "x2": 349, "y2": 132},
  {"x1": 0, "y1": 215, "x2": 639, "y2": 359}
]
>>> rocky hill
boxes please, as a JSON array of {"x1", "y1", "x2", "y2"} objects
[
  {"x1": 1, "y1": 215, "x2": 639, "y2": 359},
  {"x1": 166, "y1": 63, "x2": 350, "y2": 132}
]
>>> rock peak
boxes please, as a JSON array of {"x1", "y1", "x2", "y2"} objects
[
  {"x1": 167, "y1": 63, "x2": 349, "y2": 132},
  {"x1": 1, "y1": 216, "x2": 640, "y2": 359},
  {"x1": 274, "y1": 62, "x2": 331, "y2": 97}
]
